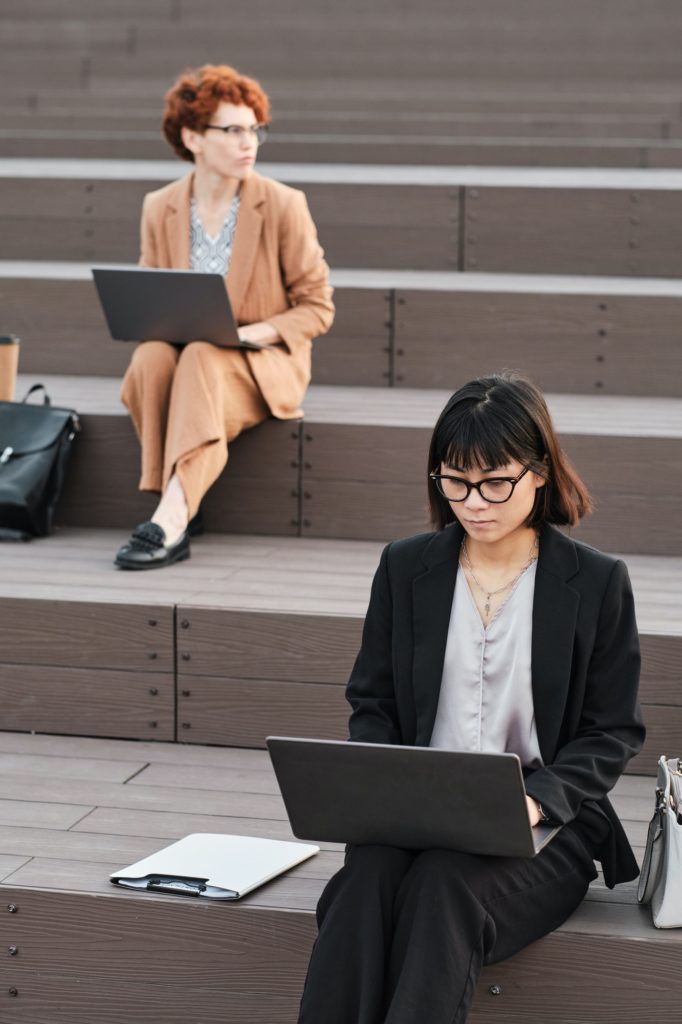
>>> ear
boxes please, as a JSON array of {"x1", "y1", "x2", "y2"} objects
[
  {"x1": 181, "y1": 124, "x2": 202, "y2": 157},
  {"x1": 532, "y1": 463, "x2": 547, "y2": 491}
]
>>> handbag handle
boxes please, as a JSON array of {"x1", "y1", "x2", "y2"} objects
[{"x1": 21, "y1": 384, "x2": 51, "y2": 406}]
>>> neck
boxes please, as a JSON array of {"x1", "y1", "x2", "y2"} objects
[
  {"x1": 192, "y1": 165, "x2": 242, "y2": 209},
  {"x1": 464, "y1": 525, "x2": 538, "y2": 571}
]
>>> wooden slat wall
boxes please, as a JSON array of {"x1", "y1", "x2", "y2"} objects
[
  {"x1": 0, "y1": 666, "x2": 174, "y2": 740},
  {"x1": 2, "y1": 277, "x2": 392, "y2": 387},
  {"x1": 57, "y1": 416, "x2": 301, "y2": 536},
  {"x1": 177, "y1": 676, "x2": 349, "y2": 747},
  {"x1": 6, "y1": 275, "x2": 682, "y2": 399},
  {"x1": 0, "y1": 599, "x2": 172, "y2": 671},
  {"x1": 393, "y1": 290, "x2": 682, "y2": 396},
  {"x1": 298, "y1": 424, "x2": 682, "y2": 555},
  {"x1": 174, "y1": 609, "x2": 363, "y2": 683},
  {"x1": 463, "y1": 186, "x2": 682, "y2": 277},
  {"x1": 4, "y1": 174, "x2": 682, "y2": 273},
  {"x1": 0, "y1": 178, "x2": 460, "y2": 270},
  {"x1": 1, "y1": 886, "x2": 681, "y2": 1022},
  {"x1": 0, "y1": 599, "x2": 175, "y2": 740}
]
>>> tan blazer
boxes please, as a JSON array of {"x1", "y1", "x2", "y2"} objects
[{"x1": 139, "y1": 170, "x2": 335, "y2": 419}]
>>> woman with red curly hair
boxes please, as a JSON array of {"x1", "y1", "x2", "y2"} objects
[{"x1": 116, "y1": 64, "x2": 334, "y2": 569}]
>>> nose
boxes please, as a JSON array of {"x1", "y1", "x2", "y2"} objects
[{"x1": 462, "y1": 486, "x2": 489, "y2": 510}]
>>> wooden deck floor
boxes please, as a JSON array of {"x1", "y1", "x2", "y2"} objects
[
  {"x1": 0, "y1": 528, "x2": 680, "y2": 633},
  {"x1": 0, "y1": 730, "x2": 660, "y2": 911},
  {"x1": 1, "y1": 730, "x2": 680, "y2": 1024}
]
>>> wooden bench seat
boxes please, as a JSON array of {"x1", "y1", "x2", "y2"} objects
[
  {"x1": 3, "y1": 115, "x2": 682, "y2": 168},
  {"x1": 2, "y1": 159, "x2": 682, "y2": 273},
  {"x1": 0, "y1": 731, "x2": 679, "y2": 1023},
  {"x1": 0, "y1": 528, "x2": 678, "y2": 772}
]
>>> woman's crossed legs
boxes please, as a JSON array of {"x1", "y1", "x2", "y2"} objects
[{"x1": 298, "y1": 826, "x2": 597, "y2": 1024}]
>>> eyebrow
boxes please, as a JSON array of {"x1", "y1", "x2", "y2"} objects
[{"x1": 449, "y1": 465, "x2": 497, "y2": 474}]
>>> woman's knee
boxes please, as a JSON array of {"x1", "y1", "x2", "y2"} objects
[
  {"x1": 177, "y1": 340, "x2": 215, "y2": 369},
  {"x1": 345, "y1": 844, "x2": 414, "y2": 881},
  {"x1": 402, "y1": 848, "x2": 480, "y2": 897},
  {"x1": 129, "y1": 340, "x2": 179, "y2": 377},
  {"x1": 316, "y1": 846, "x2": 413, "y2": 927}
]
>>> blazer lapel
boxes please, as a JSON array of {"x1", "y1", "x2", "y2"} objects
[
  {"x1": 412, "y1": 525, "x2": 463, "y2": 745},
  {"x1": 532, "y1": 526, "x2": 581, "y2": 763},
  {"x1": 227, "y1": 172, "x2": 265, "y2": 316},
  {"x1": 163, "y1": 173, "x2": 192, "y2": 269}
]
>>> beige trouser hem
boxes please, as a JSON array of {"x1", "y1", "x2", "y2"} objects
[{"x1": 120, "y1": 340, "x2": 270, "y2": 518}]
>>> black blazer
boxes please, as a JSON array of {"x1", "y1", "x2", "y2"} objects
[{"x1": 346, "y1": 522, "x2": 645, "y2": 888}]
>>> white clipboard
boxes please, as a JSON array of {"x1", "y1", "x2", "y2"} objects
[{"x1": 110, "y1": 833, "x2": 319, "y2": 900}]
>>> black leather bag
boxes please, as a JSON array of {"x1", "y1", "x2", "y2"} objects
[{"x1": 0, "y1": 384, "x2": 80, "y2": 539}]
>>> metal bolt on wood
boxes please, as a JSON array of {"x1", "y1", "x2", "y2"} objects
[
  {"x1": 181, "y1": 620, "x2": 190, "y2": 629},
  {"x1": 489, "y1": 985, "x2": 502, "y2": 996},
  {"x1": 148, "y1": 619, "x2": 157, "y2": 627},
  {"x1": 8, "y1": 988, "x2": 17, "y2": 997},
  {"x1": 149, "y1": 688, "x2": 158, "y2": 696},
  {"x1": 7, "y1": 946, "x2": 17, "y2": 956},
  {"x1": 6, "y1": 905, "x2": 17, "y2": 914}
]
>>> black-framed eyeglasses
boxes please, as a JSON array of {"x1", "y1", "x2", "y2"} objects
[
  {"x1": 204, "y1": 123, "x2": 269, "y2": 144},
  {"x1": 429, "y1": 466, "x2": 530, "y2": 504}
]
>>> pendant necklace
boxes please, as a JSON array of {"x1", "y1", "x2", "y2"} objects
[{"x1": 461, "y1": 535, "x2": 539, "y2": 618}]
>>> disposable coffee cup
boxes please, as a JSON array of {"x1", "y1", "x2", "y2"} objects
[{"x1": 0, "y1": 335, "x2": 20, "y2": 402}]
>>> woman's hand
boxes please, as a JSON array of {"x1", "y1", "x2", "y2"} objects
[
  {"x1": 238, "y1": 320, "x2": 282, "y2": 347},
  {"x1": 526, "y1": 795, "x2": 541, "y2": 827}
]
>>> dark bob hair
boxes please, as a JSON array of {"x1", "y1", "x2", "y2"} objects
[
  {"x1": 427, "y1": 371, "x2": 593, "y2": 531},
  {"x1": 162, "y1": 63, "x2": 271, "y2": 163}
]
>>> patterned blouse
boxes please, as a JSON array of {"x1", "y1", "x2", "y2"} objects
[{"x1": 190, "y1": 195, "x2": 240, "y2": 276}]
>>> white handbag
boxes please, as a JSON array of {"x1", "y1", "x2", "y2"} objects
[{"x1": 637, "y1": 755, "x2": 682, "y2": 928}]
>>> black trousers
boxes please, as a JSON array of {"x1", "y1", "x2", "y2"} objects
[{"x1": 297, "y1": 824, "x2": 599, "y2": 1024}]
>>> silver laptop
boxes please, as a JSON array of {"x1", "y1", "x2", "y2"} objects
[
  {"x1": 267, "y1": 737, "x2": 560, "y2": 858},
  {"x1": 92, "y1": 266, "x2": 262, "y2": 349}
]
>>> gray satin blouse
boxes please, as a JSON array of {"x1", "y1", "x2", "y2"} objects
[{"x1": 429, "y1": 561, "x2": 543, "y2": 768}]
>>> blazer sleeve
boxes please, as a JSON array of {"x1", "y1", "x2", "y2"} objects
[
  {"x1": 264, "y1": 190, "x2": 335, "y2": 350},
  {"x1": 138, "y1": 194, "x2": 158, "y2": 268},
  {"x1": 525, "y1": 559, "x2": 645, "y2": 823},
  {"x1": 346, "y1": 544, "x2": 403, "y2": 745}
]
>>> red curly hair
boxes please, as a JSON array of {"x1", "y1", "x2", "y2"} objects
[{"x1": 162, "y1": 64, "x2": 271, "y2": 163}]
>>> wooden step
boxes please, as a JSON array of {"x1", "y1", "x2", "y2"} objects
[
  {"x1": 4, "y1": 262, "x2": 682, "y2": 395},
  {"x1": 0, "y1": 732, "x2": 679, "y2": 1023},
  {"x1": 0, "y1": 529, "x2": 678, "y2": 773},
  {"x1": 3, "y1": 117, "x2": 682, "y2": 168},
  {"x1": 2, "y1": 160, "x2": 682, "y2": 273},
  {"x1": 12, "y1": 374, "x2": 682, "y2": 555}
]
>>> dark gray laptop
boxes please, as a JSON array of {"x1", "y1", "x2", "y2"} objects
[
  {"x1": 91, "y1": 266, "x2": 262, "y2": 349},
  {"x1": 266, "y1": 737, "x2": 560, "y2": 858}
]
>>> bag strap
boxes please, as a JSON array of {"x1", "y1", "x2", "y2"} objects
[{"x1": 21, "y1": 384, "x2": 51, "y2": 406}]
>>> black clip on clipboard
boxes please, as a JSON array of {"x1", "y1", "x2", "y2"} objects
[{"x1": 146, "y1": 876, "x2": 217, "y2": 897}]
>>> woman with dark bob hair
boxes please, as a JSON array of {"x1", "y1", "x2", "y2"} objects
[
  {"x1": 298, "y1": 372, "x2": 644, "y2": 1024},
  {"x1": 115, "y1": 64, "x2": 334, "y2": 568}
]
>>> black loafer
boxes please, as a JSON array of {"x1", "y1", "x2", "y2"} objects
[{"x1": 114, "y1": 521, "x2": 190, "y2": 570}]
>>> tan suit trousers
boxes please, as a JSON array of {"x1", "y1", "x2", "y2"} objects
[{"x1": 120, "y1": 340, "x2": 270, "y2": 518}]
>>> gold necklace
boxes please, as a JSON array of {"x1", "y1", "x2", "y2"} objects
[{"x1": 461, "y1": 536, "x2": 538, "y2": 618}]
